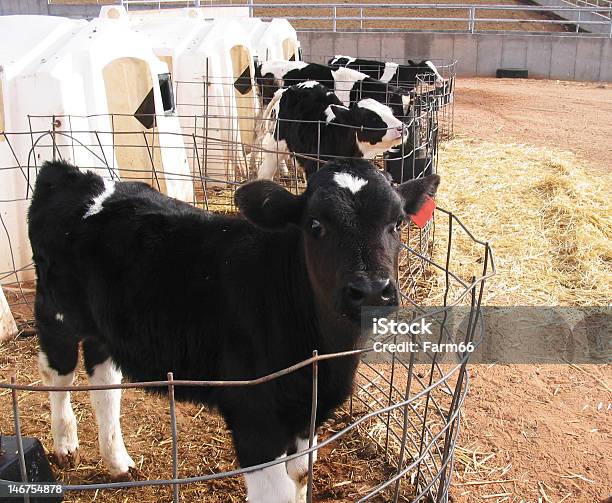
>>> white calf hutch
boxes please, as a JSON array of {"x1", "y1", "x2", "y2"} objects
[
  {"x1": 0, "y1": 15, "x2": 84, "y2": 284},
  {"x1": 0, "y1": 11, "x2": 485, "y2": 503},
  {"x1": 240, "y1": 18, "x2": 301, "y2": 62},
  {"x1": 0, "y1": 14, "x2": 193, "y2": 287},
  {"x1": 132, "y1": 16, "x2": 260, "y2": 185}
]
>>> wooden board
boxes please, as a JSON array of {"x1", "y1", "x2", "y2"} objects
[
  {"x1": 230, "y1": 45, "x2": 256, "y2": 147},
  {"x1": 0, "y1": 74, "x2": 5, "y2": 141},
  {"x1": 282, "y1": 38, "x2": 297, "y2": 61},
  {"x1": 103, "y1": 57, "x2": 167, "y2": 193}
]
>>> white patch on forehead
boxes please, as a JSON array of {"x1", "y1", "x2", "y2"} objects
[
  {"x1": 425, "y1": 60, "x2": 443, "y2": 82},
  {"x1": 83, "y1": 178, "x2": 115, "y2": 219},
  {"x1": 333, "y1": 172, "x2": 368, "y2": 194},
  {"x1": 380, "y1": 62, "x2": 399, "y2": 82},
  {"x1": 332, "y1": 67, "x2": 368, "y2": 106},
  {"x1": 260, "y1": 60, "x2": 308, "y2": 80},
  {"x1": 296, "y1": 80, "x2": 319, "y2": 89},
  {"x1": 55, "y1": 312, "x2": 64, "y2": 322}
]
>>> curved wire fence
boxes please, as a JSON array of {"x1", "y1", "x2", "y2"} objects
[
  {"x1": 0, "y1": 66, "x2": 497, "y2": 501},
  {"x1": 1, "y1": 199, "x2": 494, "y2": 501}
]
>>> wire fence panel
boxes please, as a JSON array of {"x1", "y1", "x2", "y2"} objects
[{"x1": 0, "y1": 68, "x2": 495, "y2": 501}]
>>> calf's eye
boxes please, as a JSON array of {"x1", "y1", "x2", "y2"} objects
[
  {"x1": 310, "y1": 218, "x2": 324, "y2": 238},
  {"x1": 394, "y1": 219, "x2": 404, "y2": 232}
]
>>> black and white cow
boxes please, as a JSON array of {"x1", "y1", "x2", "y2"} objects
[
  {"x1": 258, "y1": 81, "x2": 407, "y2": 179},
  {"x1": 328, "y1": 55, "x2": 443, "y2": 89},
  {"x1": 255, "y1": 60, "x2": 411, "y2": 118},
  {"x1": 29, "y1": 159, "x2": 439, "y2": 503}
]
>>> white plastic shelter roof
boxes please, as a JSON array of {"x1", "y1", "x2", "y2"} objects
[{"x1": 0, "y1": 16, "x2": 83, "y2": 76}]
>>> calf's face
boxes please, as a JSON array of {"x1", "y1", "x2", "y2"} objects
[
  {"x1": 236, "y1": 159, "x2": 439, "y2": 323},
  {"x1": 331, "y1": 99, "x2": 408, "y2": 159}
]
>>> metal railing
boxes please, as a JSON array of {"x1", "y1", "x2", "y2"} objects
[
  {"x1": 106, "y1": 1, "x2": 612, "y2": 35},
  {"x1": 44, "y1": 1, "x2": 612, "y2": 35},
  {"x1": 563, "y1": 0, "x2": 612, "y2": 18}
]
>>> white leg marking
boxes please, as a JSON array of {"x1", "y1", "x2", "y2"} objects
[
  {"x1": 244, "y1": 457, "x2": 295, "y2": 503},
  {"x1": 38, "y1": 352, "x2": 79, "y2": 465},
  {"x1": 286, "y1": 436, "x2": 318, "y2": 503},
  {"x1": 88, "y1": 358, "x2": 135, "y2": 478},
  {"x1": 258, "y1": 134, "x2": 288, "y2": 180}
]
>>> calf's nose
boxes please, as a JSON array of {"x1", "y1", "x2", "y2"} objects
[{"x1": 345, "y1": 277, "x2": 397, "y2": 308}]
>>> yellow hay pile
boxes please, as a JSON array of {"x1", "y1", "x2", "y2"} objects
[{"x1": 436, "y1": 139, "x2": 612, "y2": 306}]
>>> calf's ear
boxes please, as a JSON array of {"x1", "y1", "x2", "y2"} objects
[
  {"x1": 396, "y1": 175, "x2": 440, "y2": 216},
  {"x1": 329, "y1": 105, "x2": 354, "y2": 125},
  {"x1": 235, "y1": 180, "x2": 304, "y2": 230}
]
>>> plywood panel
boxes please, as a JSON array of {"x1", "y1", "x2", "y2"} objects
[
  {"x1": 159, "y1": 55, "x2": 174, "y2": 78},
  {"x1": 103, "y1": 57, "x2": 166, "y2": 193},
  {"x1": 283, "y1": 38, "x2": 297, "y2": 61},
  {"x1": 230, "y1": 45, "x2": 256, "y2": 147},
  {"x1": 0, "y1": 77, "x2": 5, "y2": 142}
]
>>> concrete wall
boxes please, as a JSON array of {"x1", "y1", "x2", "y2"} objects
[
  {"x1": 0, "y1": 0, "x2": 106, "y2": 17},
  {"x1": 299, "y1": 31, "x2": 612, "y2": 81},
  {"x1": 0, "y1": 0, "x2": 48, "y2": 16}
]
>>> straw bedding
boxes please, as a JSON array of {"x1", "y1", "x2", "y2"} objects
[{"x1": 1, "y1": 139, "x2": 610, "y2": 501}]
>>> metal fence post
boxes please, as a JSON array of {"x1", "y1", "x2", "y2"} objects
[
  {"x1": 469, "y1": 7, "x2": 476, "y2": 33},
  {"x1": 333, "y1": 6, "x2": 337, "y2": 32},
  {"x1": 306, "y1": 350, "x2": 319, "y2": 503},
  {"x1": 11, "y1": 376, "x2": 31, "y2": 503},
  {"x1": 168, "y1": 372, "x2": 180, "y2": 503}
]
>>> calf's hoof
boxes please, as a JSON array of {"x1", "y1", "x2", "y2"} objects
[
  {"x1": 111, "y1": 466, "x2": 141, "y2": 482},
  {"x1": 50, "y1": 447, "x2": 80, "y2": 469}
]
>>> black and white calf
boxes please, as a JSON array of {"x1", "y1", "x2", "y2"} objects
[
  {"x1": 258, "y1": 81, "x2": 407, "y2": 179},
  {"x1": 255, "y1": 60, "x2": 411, "y2": 118},
  {"x1": 29, "y1": 159, "x2": 439, "y2": 503},
  {"x1": 328, "y1": 55, "x2": 444, "y2": 89}
]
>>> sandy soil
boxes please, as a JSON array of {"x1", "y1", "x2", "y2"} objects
[
  {"x1": 447, "y1": 78, "x2": 611, "y2": 503},
  {"x1": 454, "y1": 78, "x2": 612, "y2": 173},
  {"x1": 1, "y1": 79, "x2": 610, "y2": 502}
]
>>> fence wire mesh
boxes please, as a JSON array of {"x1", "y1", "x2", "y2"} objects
[{"x1": 0, "y1": 64, "x2": 495, "y2": 502}]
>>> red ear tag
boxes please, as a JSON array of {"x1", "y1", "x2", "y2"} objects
[{"x1": 411, "y1": 195, "x2": 436, "y2": 229}]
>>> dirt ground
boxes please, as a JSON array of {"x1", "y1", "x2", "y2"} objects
[
  {"x1": 446, "y1": 77, "x2": 611, "y2": 503},
  {"x1": 454, "y1": 78, "x2": 612, "y2": 174},
  {"x1": 1, "y1": 79, "x2": 611, "y2": 502}
]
